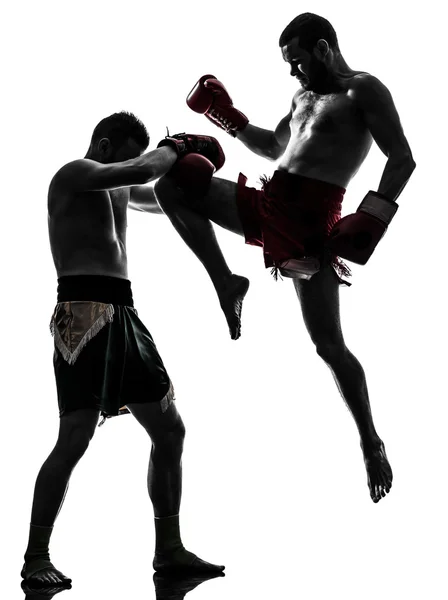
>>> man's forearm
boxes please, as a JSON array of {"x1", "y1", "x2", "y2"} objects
[
  {"x1": 134, "y1": 146, "x2": 178, "y2": 183},
  {"x1": 377, "y1": 154, "x2": 416, "y2": 202},
  {"x1": 236, "y1": 124, "x2": 282, "y2": 160}
]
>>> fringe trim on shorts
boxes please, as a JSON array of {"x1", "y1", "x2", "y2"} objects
[
  {"x1": 259, "y1": 174, "x2": 271, "y2": 188},
  {"x1": 50, "y1": 304, "x2": 115, "y2": 365},
  {"x1": 270, "y1": 266, "x2": 284, "y2": 281},
  {"x1": 332, "y1": 256, "x2": 352, "y2": 281}
]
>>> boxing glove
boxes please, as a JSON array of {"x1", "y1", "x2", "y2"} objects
[
  {"x1": 328, "y1": 191, "x2": 398, "y2": 265},
  {"x1": 157, "y1": 132, "x2": 225, "y2": 171},
  {"x1": 187, "y1": 75, "x2": 249, "y2": 137},
  {"x1": 166, "y1": 153, "x2": 216, "y2": 198}
]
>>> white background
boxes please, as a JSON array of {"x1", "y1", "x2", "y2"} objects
[{"x1": 2, "y1": 1, "x2": 446, "y2": 598}]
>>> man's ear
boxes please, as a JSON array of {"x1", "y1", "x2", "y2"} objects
[
  {"x1": 98, "y1": 137, "x2": 112, "y2": 155},
  {"x1": 314, "y1": 39, "x2": 330, "y2": 59}
]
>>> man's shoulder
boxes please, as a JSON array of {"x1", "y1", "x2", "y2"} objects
[
  {"x1": 347, "y1": 72, "x2": 392, "y2": 111},
  {"x1": 348, "y1": 72, "x2": 387, "y2": 94},
  {"x1": 52, "y1": 158, "x2": 95, "y2": 182},
  {"x1": 50, "y1": 158, "x2": 100, "y2": 195},
  {"x1": 49, "y1": 161, "x2": 98, "y2": 208}
]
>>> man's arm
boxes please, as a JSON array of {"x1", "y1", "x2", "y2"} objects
[
  {"x1": 236, "y1": 110, "x2": 292, "y2": 160},
  {"x1": 54, "y1": 146, "x2": 177, "y2": 192},
  {"x1": 129, "y1": 185, "x2": 164, "y2": 213},
  {"x1": 354, "y1": 75, "x2": 416, "y2": 201}
]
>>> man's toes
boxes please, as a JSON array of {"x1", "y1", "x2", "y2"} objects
[
  {"x1": 36, "y1": 573, "x2": 51, "y2": 586},
  {"x1": 378, "y1": 471, "x2": 388, "y2": 488},
  {"x1": 46, "y1": 571, "x2": 60, "y2": 585},
  {"x1": 230, "y1": 323, "x2": 241, "y2": 340},
  {"x1": 192, "y1": 558, "x2": 225, "y2": 573},
  {"x1": 371, "y1": 485, "x2": 380, "y2": 502}
]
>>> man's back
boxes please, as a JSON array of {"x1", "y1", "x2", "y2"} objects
[{"x1": 48, "y1": 161, "x2": 132, "y2": 279}]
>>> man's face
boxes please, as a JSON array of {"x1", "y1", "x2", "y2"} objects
[{"x1": 282, "y1": 36, "x2": 328, "y2": 92}]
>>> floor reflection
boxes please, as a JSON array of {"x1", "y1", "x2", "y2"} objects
[
  {"x1": 22, "y1": 579, "x2": 72, "y2": 600},
  {"x1": 21, "y1": 569, "x2": 225, "y2": 600},
  {"x1": 153, "y1": 571, "x2": 225, "y2": 599}
]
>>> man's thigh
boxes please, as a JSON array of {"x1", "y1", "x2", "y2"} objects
[
  {"x1": 293, "y1": 265, "x2": 343, "y2": 343},
  {"x1": 203, "y1": 177, "x2": 245, "y2": 237}
]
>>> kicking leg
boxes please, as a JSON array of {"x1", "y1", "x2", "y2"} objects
[
  {"x1": 127, "y1": 399, "x2": 225, "y2": 573},
  {"x1": 154, "y1": 176, "x2": 249, "y2": 340},
  {"x1": 22, "y1": 408, "x2": 99, "y2": 586},
  {"x1": 293, "y1": 266, "x2": 393, "y2": 503}
]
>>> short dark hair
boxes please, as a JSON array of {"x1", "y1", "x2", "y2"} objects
[
  {"x1": 279, "y1": 13, "x2": 339, "y2": 53},
  {"x1": 90, "y1": 111, "x2": 149, "y2": 150}
]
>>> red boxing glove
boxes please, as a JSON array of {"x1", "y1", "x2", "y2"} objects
[
  {"x1": 157, "y1": 132, "x2": 225, "y2": 172},
  {"x1": 166, "y1": 153, "x2": 216, "y2": 198},
  {"x1": 328, "y1": 191, "x2": 399, "y2": 265},
  {"x1": 187, "y1": 75, "x2": 249, "y2": 137}
]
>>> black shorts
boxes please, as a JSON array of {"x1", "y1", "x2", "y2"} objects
[{"x1": 51, "y1": 275, "x2": 174, "y2": 426}]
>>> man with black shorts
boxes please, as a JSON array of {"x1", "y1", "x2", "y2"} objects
[
  {"x1": 21, "y1": 112, "x2": 226, "y2": 589},
  {"x1": 154, "y1": 13, "x2": 416, "y2": 503}
]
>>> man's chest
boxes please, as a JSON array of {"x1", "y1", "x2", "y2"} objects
[{"x1": 291, "y1": 91, "x2": 360, "y2": 134}]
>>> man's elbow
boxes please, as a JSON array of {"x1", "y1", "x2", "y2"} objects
[
  {"x1": 269, "y1": 139, "x2": 285, "y2": 161},
  {"x1": 390, "y1": 152, "x2": 416, "y2": 174},
  {"x1": 402, "y1": 151, "x2": 417, "y2": 171}
]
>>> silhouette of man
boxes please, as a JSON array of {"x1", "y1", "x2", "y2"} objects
[
  {"x1": 21, "y1": 112, "x2": 225, "y2": 587},
  {"x1": 154, "y1": 13, "x2": 416, "y2": 503}
]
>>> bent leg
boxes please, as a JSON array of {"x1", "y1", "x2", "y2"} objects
[
  {"x1": 22, "y1": 408, "x2": 99, "y2": 586},
  {"x1": 294, "y1": 266, "x2": 393, "y2": 502},
  {"x1": 127, "y1": 399, "x2": 225, "y2": 573},
  {"x1": 154, "y1": 176, "x2": 249, "y2": 340}
]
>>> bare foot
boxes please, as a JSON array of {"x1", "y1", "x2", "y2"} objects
[
  {"x1": 218, "y1": 274, "x2": 250, "y2": 340},
  {"x1": 21, "y1": 560, "x2": 72, "y2": 588},
  {"x1": 362, "y1": 440, "x2": 393, "y2": 503},
  {"x1": 153, "y1": 546, "x2": 225, "y2": 574}
]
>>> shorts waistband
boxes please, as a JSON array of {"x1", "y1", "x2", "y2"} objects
[
  {"x1": 57, "y1": 275, "x2": 134, "y2": 306},
  {"x1": 268, "y1": 169, "x2": 346, "y2": 197}
]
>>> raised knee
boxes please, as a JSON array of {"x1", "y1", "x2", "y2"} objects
[
  {"x1": 154, "y1": 176, "x2": 179, "y2": 205},
  {"x1": 315, "y1": 339, "x2": 346, "y2": 364}
]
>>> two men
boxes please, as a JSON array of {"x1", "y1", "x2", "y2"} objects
[
  {"x1": 154, "y1": 13, "x2": 415, "y2": 503},
  {"x1": 22, "y1": 113, "x2": 225, "y2": 588},
  {"x1": 23, "y1": 9, "x2": 415, "y2": 591}
]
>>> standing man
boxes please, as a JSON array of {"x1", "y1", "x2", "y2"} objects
[
  {"x1": 21, "y1": 111, "x2": 226, "y2": 588},
  {"x1": 154, "y1": 13, "x2": 416, "y2": 503}
]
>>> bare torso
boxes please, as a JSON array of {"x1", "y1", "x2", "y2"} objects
[
  {"x1": 48, "y1": 180, "x2": 130, "y2": 279},
  {"x1": 48, "y1": 72, "x2": 378, "y2": 278},
  {"x1": 278, "y1": 72, "x2": 374, "y2": 188}
]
